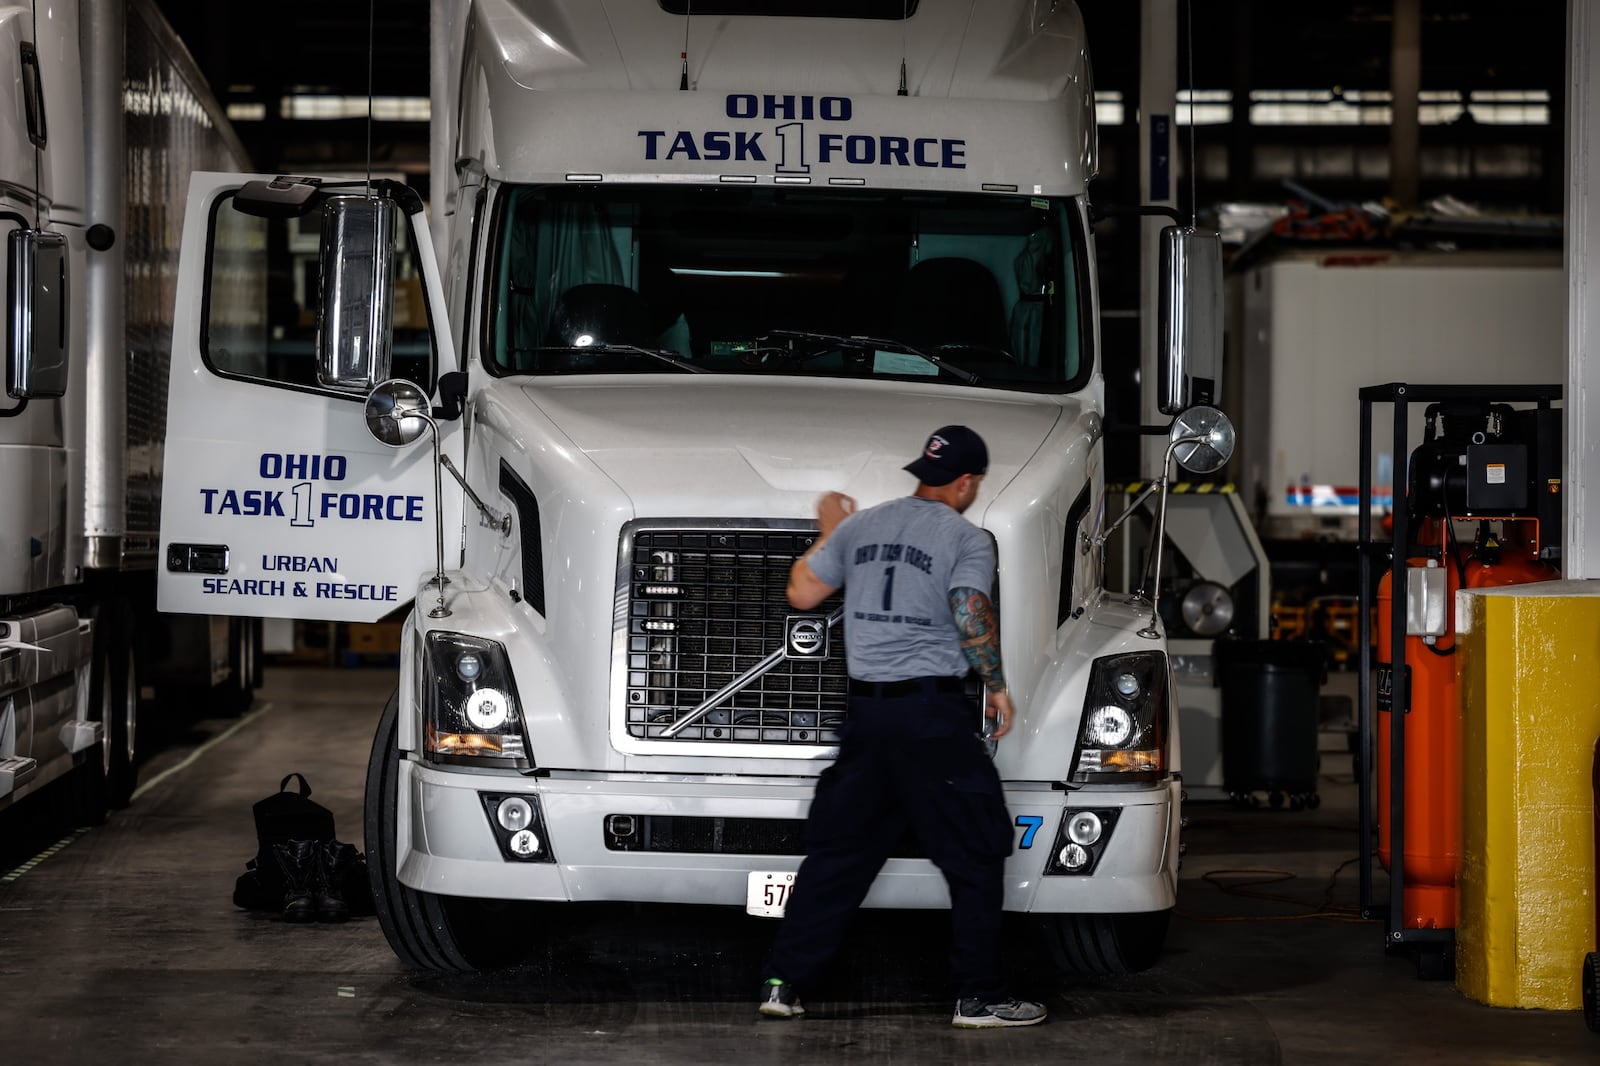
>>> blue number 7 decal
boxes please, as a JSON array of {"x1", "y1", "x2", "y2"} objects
[{"x1": 1015, "y1": 815, "x2": 1044, "y2": 849}]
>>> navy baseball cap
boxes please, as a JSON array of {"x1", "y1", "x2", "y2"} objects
[{"x1": 904, "y1": 425, "x2": 989, "y2": 486}]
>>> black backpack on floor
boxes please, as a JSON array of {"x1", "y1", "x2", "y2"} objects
[{"x1": 232, "y1": 773, "x2": 373, "y2": 916}]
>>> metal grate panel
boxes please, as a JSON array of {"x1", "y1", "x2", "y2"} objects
[{"x1": 623, "y1": 527, "x2": 851, "y2": 745}]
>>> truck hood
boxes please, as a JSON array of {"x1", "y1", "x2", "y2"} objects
[{"x1": 515, "y1": 376, "x2": 1066, "y2": 517}]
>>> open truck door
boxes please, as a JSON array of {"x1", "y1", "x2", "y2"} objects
[{"x1": 158, "y1": 173, "x2": 461, "y2": 623}]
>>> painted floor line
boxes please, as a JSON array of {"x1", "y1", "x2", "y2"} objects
[
  {"x1": 129, "y1": 701, "x2": 275, "y2": 803},
  {"x1": 2, "y1": 702, "x2": 275, "y2": 885},
  {"x1": 2, "y1": 828, "x2": 91, "y2": 883}
]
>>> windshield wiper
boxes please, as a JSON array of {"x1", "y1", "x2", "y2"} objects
[
  {"x1": 761, "y1": 329, "x2": 981, "y2": 385},
  {"x1": 540, "y1": 344, "x2": 705, "y2": 373}
]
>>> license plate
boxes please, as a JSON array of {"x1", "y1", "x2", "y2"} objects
[{"x1": 746, "y1": 871, "x2": 796, "y2": 918}]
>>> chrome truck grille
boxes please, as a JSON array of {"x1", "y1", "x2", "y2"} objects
[{"x1": 620, "y1": 523, "x2": 851, "y2": 745}]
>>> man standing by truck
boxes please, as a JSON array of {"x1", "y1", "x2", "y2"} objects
[{"x1": 759, "y1": 426, "x2": 1048, "y2": 1029}]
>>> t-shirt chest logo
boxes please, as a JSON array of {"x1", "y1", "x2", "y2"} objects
[{"x1": 785, "y1": 615, "x2": 831, "y2": 659}]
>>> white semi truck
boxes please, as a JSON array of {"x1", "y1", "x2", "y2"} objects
[
  {"x1": 1, "y1": 0, "x2": 257, "y2": 818},
  {"x1": 154, "y1": 0, "x2": 1228, "y2": 975}
]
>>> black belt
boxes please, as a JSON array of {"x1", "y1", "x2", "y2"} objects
[{"x1": 848, "y1": 676, "x2": 968, "y2": 699}]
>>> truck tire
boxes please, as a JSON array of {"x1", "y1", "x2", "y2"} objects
[
  {"x1": 1583, "y1": 951, "x2": 1600, "y2": 1033},
  {"x1": 89, "y1": 603, "x2": 140, "y2": 809},
  {"x1": 1041, "y1": 910, "x2": 1171, "y2": 976},
  {"x1": 365, "y1": 691, "x2": 520, "y2": 972},
  {"x1": 71, "y1": 643, "x2": 114, "y2": 827}
]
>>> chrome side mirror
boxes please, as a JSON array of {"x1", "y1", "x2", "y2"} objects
[
  {"x1": 6, "y1": 228, "x2": 69, "y2": 399},
  {"x1": 364, "y1": 378, "x2": 432, "y2": 448},
  {"x1": 1156, "y1": 226, "x2": 1223, "y2": 416},
  {"x1": 1170, "y1": 404, "x2": 1235, "y2": 474},
  {"x1": 317, "y1": 195, "x2": 398, "y2": 392}
]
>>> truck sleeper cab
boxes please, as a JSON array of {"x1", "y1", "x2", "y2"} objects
[{"x1": 157, "y1": 0, "x2": 1224, "y2": 977}]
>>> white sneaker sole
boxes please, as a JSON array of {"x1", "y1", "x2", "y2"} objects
[
  {"x1": 758, "y1": 1005, "x2": 805, "y2": 1019},
  {"x1": 951, "y1": 1012, "x2": 1047, "y2": 1029}
]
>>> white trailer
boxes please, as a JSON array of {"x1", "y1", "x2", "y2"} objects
[
  {"x1": 0, "y1": 0, "x2": 257, "y2": 818},
  {"x1": 1232, "y1": 248, "x2": 1565, "y2": 540},
  {"x1": 155, "y1": 0, "x2": 1226, "y2": 975}
]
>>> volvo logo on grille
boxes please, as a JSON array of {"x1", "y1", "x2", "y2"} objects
[{"x1": 785, "y1": 615, "x2": 830, "y2": 659}]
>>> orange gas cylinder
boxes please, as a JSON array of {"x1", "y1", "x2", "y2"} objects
[
  {"x1": 1375, "y1": 528, "x2": 1462, "y2": 930},
  {"x1": 1377, "y1": 519, "x2": 1558, "y2": 931}
]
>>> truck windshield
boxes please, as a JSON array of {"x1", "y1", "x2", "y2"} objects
[{"x1": 487, "y1": 184, "x2": 1086, "y2": 389}]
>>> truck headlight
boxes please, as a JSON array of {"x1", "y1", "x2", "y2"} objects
[
  {"x1": 423, "y1": 632, "x2": 530, "y2": 767},
  {"x1": 1070, "y1": 651, "x2": 1168, "y2": 782}
]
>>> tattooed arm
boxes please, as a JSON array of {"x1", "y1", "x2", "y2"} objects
[{"x1": 950, "y1": 586, "x2": 1016, "y2": 739}]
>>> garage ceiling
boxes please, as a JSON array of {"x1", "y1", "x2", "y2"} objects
[{"x1": 152, "y1": 0, "x2": 1566, "y2": 209}]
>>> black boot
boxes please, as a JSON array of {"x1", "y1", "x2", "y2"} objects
[
  {"x1": 273, "y1": 839, "x2": 319, "y2": 923},
  {"x1": 316, "y1": 841, "x2": 357, "y2": 923}
]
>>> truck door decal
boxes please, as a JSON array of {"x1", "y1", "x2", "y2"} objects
[{"x1": 159, "y1": 173, "x2": 460, "y2": 623}]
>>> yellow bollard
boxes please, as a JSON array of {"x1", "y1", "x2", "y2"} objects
[{"x1": 1457, "y1": 581, "x2": 1600, "y2": 1009}]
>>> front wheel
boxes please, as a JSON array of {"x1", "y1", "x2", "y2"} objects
[
  {"x1": 1040, "y1": 910, "x2": 1171, "y2": 976},
  {"x1": 364, "y1": 690, "x2": 532, "y2": 972},
  {"x1": 1583, "y1": 951, "x2": 1600, "y2": 1033}
]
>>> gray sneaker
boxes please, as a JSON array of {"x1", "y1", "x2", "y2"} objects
[
  {"x1": 758, "y1": 980, "x2": 805, "y2": 1019},
  {"x1": 952, "y1": 996, "x2": 1048, "y2": 1028}
]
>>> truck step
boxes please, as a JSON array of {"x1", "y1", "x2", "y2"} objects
[
  {"x1": 0, "y1": 756, "x2": 39, "y2": 798},
  {"x1": 58, "y1": 720, "x2": 104, "y2": 755}
]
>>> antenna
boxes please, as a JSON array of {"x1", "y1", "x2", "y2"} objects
[
  {"x1": 365, "y1": 0, "x2": 375, "y2": 195},
  {"x1": 1184, "y1": 0, "x2": 1197, "y2": 228},
  {"x1": 680, "y1": 1, "x2": 692, "y2": 90},
  {"x1": 898, "y1": 0, "x2": 908, "y2": 96},
  {"x1": 30, "y1": 0, "x2": 41, "y2": 227}
]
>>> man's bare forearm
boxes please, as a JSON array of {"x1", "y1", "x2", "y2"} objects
[{"x1": 950, "y1": 586, "x2": 1005, "y2": 693}]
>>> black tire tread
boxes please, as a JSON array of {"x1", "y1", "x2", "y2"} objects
[
  {"x1": 92, "y1": 601, "x2": 138, "y2": 809},
  {"x1": 1043, "y1": 911, "x2": 1171, "y2": 976},
  {"x1": 364, "y1": 690, "x2": 477, "y2": 972}
]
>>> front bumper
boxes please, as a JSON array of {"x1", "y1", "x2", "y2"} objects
[{"x1": 397, "y1": 761, "x2": 1179, "y2": 914}]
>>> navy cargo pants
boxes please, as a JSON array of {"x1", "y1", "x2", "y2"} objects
[{"x1": 763, "y1": 680, "x2": 1015, "y2": 1001}]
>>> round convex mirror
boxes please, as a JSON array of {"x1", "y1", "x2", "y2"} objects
[
  {"x1": 365, "y1": 379, "x2": 433, "y2": 447},
  {"x1": 1170, "y1": 405, "x2": 1235, "y2": 475},
  {"x1": 1180, "y1": 581, "x2": 1236, "y2": 638}
]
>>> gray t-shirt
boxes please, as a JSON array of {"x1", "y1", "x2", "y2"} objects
[{"x1": 806, "y1": 496, "x2": 996, "y2": 682}]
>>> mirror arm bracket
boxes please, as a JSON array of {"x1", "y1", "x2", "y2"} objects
[{"x1": 432, "y1": 371, "x2": 468, "y2": 422}]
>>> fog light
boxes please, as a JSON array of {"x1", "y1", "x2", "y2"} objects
[
  {"x1": 1059, "y1": 843, "x2": 1089, "y2": 870},
  {"x1": 508, "y1": 829, "x2": 541, "y2": 857},
  {"x1": 1067, "y1": 810, "x2": 1103, "y2": 846},
  {"x1": 497, "y1": 796, "x2": 533, "y2": 832}
]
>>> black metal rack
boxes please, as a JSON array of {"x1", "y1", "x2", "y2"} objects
[{"x1": 1356, "y1": 382, "x2": 1562, "y2": 974}]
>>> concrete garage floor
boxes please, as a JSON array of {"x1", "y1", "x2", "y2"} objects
[{"x1": 1, "y1": 667, "x2": 1594, "y2": 1065}]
